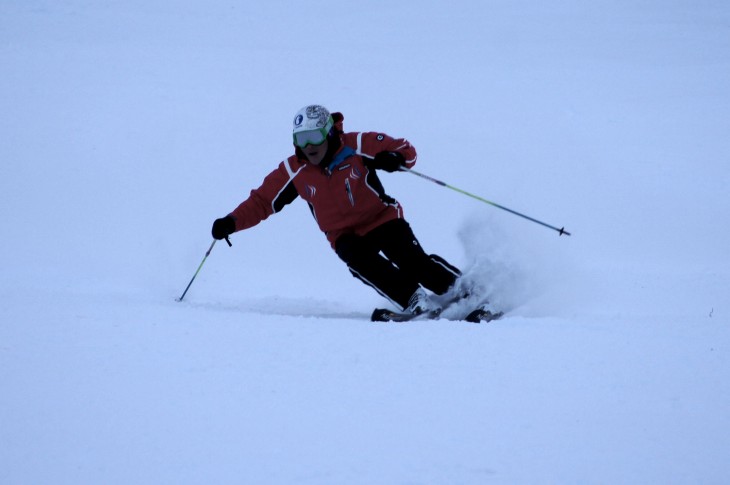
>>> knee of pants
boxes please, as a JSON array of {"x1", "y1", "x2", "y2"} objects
[
  {"x1": 335, "y1": 233, "x2": 366, "y2": 265},
  {"x1": 429, "y1": 254, "x2": 462, "y2": 278}
]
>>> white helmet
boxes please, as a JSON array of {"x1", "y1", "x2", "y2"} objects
[{"x1": 292, "y1": 105, "x2": 334, "y2": 148}]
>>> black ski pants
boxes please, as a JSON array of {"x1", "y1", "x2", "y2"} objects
[{"x1": 334, "y1": 219, "x2": 460, "y2": 309}]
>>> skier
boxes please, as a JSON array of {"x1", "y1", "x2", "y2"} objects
[{"x1": 211, "y1": 104, "x2": 462, "y2": 316}]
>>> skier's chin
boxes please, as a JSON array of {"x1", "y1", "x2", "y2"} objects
[{"x1": 306, "y1": 151, "x2": 327, "y2": 166}]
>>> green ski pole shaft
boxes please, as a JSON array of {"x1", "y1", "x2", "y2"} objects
[
  {"x1": 176, "y1": 239, "x2": 218, "y2": 302},
  {"x1": 403, "y1": 168, "x2": 571, "y2": 236}
]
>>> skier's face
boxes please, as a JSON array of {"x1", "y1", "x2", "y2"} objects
[{"x1": 304, "y1": 139, "x2": 329, "y2": 166}]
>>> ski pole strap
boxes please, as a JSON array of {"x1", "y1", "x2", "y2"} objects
[{"x1": 402, "y1": 168, "x2": 571, "y2": 236}]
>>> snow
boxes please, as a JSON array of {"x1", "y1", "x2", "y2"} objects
[{"x1": 1, "y1": 1, "x2": 729, "y2": 483}]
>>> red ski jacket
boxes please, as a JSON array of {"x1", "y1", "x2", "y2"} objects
[{"x1": 229, "y1": 130, "x2": 417, "y2": 248}]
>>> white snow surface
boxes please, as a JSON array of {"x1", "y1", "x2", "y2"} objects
[{"x1": 2, "y1": 1, "x2": 729, "y2": 484}]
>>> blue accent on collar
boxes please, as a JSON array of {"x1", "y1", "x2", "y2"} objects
[{"x1": 326, "y1": 146, "x2": 356, "y2": 173}]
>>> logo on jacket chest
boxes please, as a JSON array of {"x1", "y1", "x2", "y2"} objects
[{"x1": 347, "y1": 166, "x2": 362, "y2": 180}]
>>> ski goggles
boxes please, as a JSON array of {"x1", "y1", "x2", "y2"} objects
[{"x1": 293, "y1": 117, "x2": 334, "y2": 148}]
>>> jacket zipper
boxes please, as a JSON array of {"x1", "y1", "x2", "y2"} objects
[{"x1": 345, "y1": 178, "x2": 355, "y2": 207}]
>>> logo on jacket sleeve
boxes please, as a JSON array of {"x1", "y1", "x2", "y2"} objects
[{"x1": 306, "y1": 184, "x2": 317, "y2": 198}]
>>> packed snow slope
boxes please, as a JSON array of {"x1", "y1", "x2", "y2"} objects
[{"x1": 2, "y1": 1, "x2": 729, "y2": 484}]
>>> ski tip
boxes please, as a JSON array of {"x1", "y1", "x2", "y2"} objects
[
  {"x1": 371, "y1": 308, "x2": 392, "y2": 322},
  {"x1": 464, "y1": 309, "x2": 504, "y2": 323}
]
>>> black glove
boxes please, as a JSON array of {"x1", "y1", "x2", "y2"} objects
[
  {"x1": 371, "y1": 151, "x2": 405, "y2": 172},
  {"x1": 212, "y1": 215, "x2": 235, "y2": 240}
]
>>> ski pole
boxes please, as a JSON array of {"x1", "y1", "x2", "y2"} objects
[
  {"x1": 402, "y1": 168, "x2": 571, "y2": 236},
  {"x1": 176, "y1": 237, "x2": 229, "y2": 302}
]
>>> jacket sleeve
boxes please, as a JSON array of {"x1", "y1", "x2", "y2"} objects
[
  {"x1": 229, "y1": 159, "x2": 301, "y2": 232},
  {"x1": 356, "y1": 132, "x2": 417, "y2": 169}
]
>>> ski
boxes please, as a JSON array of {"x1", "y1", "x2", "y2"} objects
[
  {"x1": 371, "y1": 306, "x2": 504, "y2": 323},
  {"x1": 371, "y1": 308, "x2": 441, "y2": 322}
]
